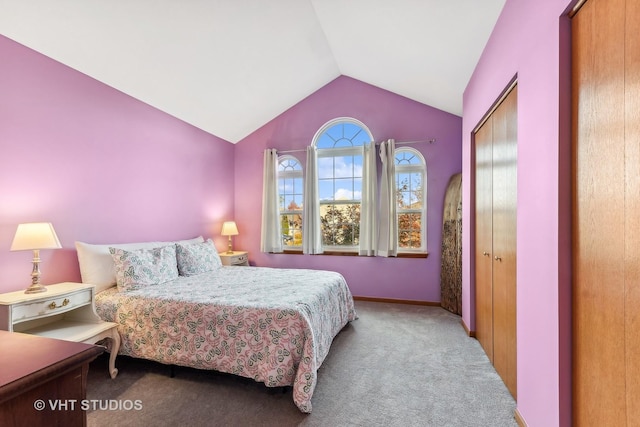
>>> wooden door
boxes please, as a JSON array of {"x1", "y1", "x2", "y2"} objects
[
  {"x1": 491, "y1": 86, "x2": 517, "y2": 399},
  {"x1": 474, "y1": 84, "x2": 517, "y2": 400},
  {"x1": 475, "y1": 116, "x2": 494, "y2": 362},
  {"x1": 625, "y1": 0, "x2": 640, "y2": 416},
  {"x1": 572, "y1": 0, "x2": 640, "y2": 423}
]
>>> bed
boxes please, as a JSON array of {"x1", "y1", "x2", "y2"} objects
[{"x1": 76, "y1": 237, "x2": 357, "y2": 413}]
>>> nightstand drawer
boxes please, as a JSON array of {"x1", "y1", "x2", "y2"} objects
[
  {"x1": 12, "y1": 289, "x2": 92, "y2": 324},
  {"x1": 234, "y1": 253, "x2": 248, "y2": 264},
  {"x1": 219, "y1": 251, "x2": 249, "y2": 266}
]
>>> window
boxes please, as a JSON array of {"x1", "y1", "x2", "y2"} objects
[
  {"x1": 278, "y1": 155, "x2": 303, "y2": 248},
  {"x1": 313, "y1": 118, "x2": 373, "y2": 250},
  {"x1": 395, "y1": 148, "x2": 427, "y2": 252}
]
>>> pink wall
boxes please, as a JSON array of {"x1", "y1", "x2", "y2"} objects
[
  {"x1": 0, "y1": 36, "x2": 236, "y2": 293},
  {"x1": 0, "y1": 4, "x2": 578, "y2": 420},
  {"x1": 462, "y1": 0, "x2": 574, "y2": 425},
  {"x1": 234, "y1": 76, "x2": 462, "y2": 303}
]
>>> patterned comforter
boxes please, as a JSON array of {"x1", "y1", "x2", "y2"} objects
[{"x1": 95, "y1": 266, "x2": 357, "y2": 412}]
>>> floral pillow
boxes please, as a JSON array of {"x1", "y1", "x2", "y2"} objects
[
  {"x1": 175, "y1": 239, "x2": 222, "y2": 276},
  {"x1": 109, "y1": 245, "x2": 179, "y2": 292}
]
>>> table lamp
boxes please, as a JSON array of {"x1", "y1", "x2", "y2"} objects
[
  {"x1": 10, "y1": 222, "x2": 62, "y2": 294},
  {"x1": 221, "y1": 221, "x2": 239, "y2": 254}
]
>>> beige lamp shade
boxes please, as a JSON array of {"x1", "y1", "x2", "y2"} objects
[
  {"x1": 11, "y1": 222, "x2": 62, "y2": 251},
  {"x1": 221, "y1": 221, "x2": 239, "y2": 236},
  {"x1": 11, "y1": 222, "x2": 62, "y2": 294},
  {"x1": 221, "y1": 221, "x2": 238, "y2": 254}
]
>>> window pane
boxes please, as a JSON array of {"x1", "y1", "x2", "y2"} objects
[
  {"x1": 398, "y1": 230, "x2": 412, "y2": 249},
  {"x1": 320, "y1": 203, "x2": 360, "y2": 246},
  {"x1": 352, "y1": 130, "x2": 371, "y2": 146},
  {"x1": 395, "y1": 151, "x2": 420, "y2": 165},
  {"x1": 334, "y1": 156, "x2": 353, "y2": 178},
  {"x1": 284, "y1": 197, "x2": 297, "y2": 211},
  {"x1": 334, "y1": 138, "x2": 352, "y2": 148},
  {"x1": 410, "y1": 173, "x2": 423, "y2": 208},
  {"x1": 293, "y1": 177, "x2": 303, "y2": 193},
  {"x1": 281, "y1": 214, "x2": 303, "y2": 247},
  {"x1": 342, "y1": 123, "x2": 360, "y2": 140},
  {"x1": 334, "y1": 178, "x2": 355, "y2": 200},
  {"x1": 410, "y1": 172, "x2": 422, "y2": 186},
  {"x1": 317, "y1": 133, "x2": 336, "y2": 149},
  {"x1": 398, "y1": 230, "x2": 421, "y2": 249},
  {"x1": 398, "y1": 214, "x2": 422, "y2": 249},
  {"x1": 318, "y1": 157, "x2": 334, "y2": 178},
  {"x1": 326, "y1": 124, "x2": 344, "y2": 143},
  {"x1": 353, "y1": 179, "x2": 362, "y2": 200},
  {"x1": 284, "y1": 178, "x2": 294, "y2": 194},
  {"x1": 292, "y1": 195, "x2": 303, "y2": 209},
  {"x1": 319, "y1": 180, "x2": 334, "y2": 201},
  {"x1": 409, "y1": 198, "x2": 422, "y2": 209},
  {"x1": 320, "y1": 122, "x2": 368, "y2": 148},
  {"x1": 397, "y1": 173, "x2": 411, "y2": 189},
  {"x1": 398, "y1": 191, "x2": 412, "y2": 209},
  {"x1": 354, "y1": 156, "x2": 363, "y2": 178}
]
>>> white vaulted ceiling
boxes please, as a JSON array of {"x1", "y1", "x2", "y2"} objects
[{"x1": 0, "y1": 0, "x2": 505, "y2": 143}]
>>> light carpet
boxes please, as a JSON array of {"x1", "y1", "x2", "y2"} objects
[{"x1": 86, "y1": 301, "x2": 517, "y2": 427}]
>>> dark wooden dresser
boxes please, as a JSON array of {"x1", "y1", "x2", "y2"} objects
[{"x1": 0, "y1": 330, "x2": 103, "y2": 427}]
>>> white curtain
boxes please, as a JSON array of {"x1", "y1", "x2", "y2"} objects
[
  {"x1": 260, "y1": 148, "x2": 283, "y2": 253},
  {"x1": 302, "y1": 146, "x2": 323, "y2": 254},
  {"x1": 377, "y1": 139, "x2": 398, "y2": 257},
  {"x1": 359, "y1": 142, "x2": 378, "y2": 255}
]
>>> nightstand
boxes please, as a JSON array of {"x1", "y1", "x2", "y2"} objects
[
  {"x1": 0, "y1": 282, "x2": 120, "y2": 379},
  {"x1": 219, "y1": 251, "x2": 249, "y2": 266}
]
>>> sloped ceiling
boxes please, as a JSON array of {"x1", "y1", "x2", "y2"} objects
[{"x1": 0, "y1": 0, "x2": 505, "y2": 143}]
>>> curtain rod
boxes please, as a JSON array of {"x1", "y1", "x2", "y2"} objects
[{"x1": 276, "y1": 138, "x2": 436, "y2": 154}]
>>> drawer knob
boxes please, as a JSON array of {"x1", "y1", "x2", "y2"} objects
[{"x1": 49, "y1": 298, "x2": 70, "y2": 309}]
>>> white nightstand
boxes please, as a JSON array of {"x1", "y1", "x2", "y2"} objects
[
  {"x1": 0, "y1": 282, "x2": 120, "y2": 379},
  {"x1": 219, "y1": 251, "x2": 249, "y2": 266}
]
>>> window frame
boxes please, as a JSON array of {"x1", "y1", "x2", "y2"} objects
[
  {"x1": 394, "y1": 147, "x2": 427, "y2": 254},
  {"x1": 277, "y1": 155, "x2": 303, "y2": 249},
  {"x1": 313, "y1": 117, "x2": 374, "y2": 252}
]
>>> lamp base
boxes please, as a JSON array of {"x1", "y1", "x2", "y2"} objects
[
  {"x1": 25, "y1": 252, "x2": 47, "y2": 294},
  {"x1": 24, "y1": 283, "x2": 47, "y2": 294}
]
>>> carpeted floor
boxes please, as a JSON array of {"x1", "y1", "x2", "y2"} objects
[{"x1": 86, "y1": 301, "x2": 517, "y2": 427}]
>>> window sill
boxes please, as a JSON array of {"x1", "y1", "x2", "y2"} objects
[{"x1": 276, "y1": 250, "x2": 428, "y2": 258}]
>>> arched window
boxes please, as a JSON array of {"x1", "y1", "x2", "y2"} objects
[
  {"x1": 395, "y1": 148, "x2": 427, "y2": 252},
  {"x1": 313, "y1": 118, "x2": 373, "y2": 249},
  {"x1": 278, "y1": 155, "x2": 303, "y2": 248}
]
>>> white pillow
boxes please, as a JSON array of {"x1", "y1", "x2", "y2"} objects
[{"x1": 76, "y1": 236, "x2": 204, "y2": 293}]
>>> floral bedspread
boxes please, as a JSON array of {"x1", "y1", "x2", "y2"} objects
[{"x1": 95, "y1": 266, "x2": 357, "y2": 413}]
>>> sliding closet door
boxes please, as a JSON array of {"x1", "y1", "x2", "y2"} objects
[
  {"x1": 491, "y1": 86, "x2": 517, "y2": 399},
  {"x1": 573, "y1": 0, "x2": 640, "y2": 423},
  {"x1": 475, "y1": 119, "x2": 494, "y2": 362}
]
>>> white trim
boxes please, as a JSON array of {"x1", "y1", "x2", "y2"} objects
[
  {"x1": 395, "y1": 147, "x2": 427, "y2": 253},
  {"x1": 311, "y1": 117, "x2": 373, "y2": 147}
]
